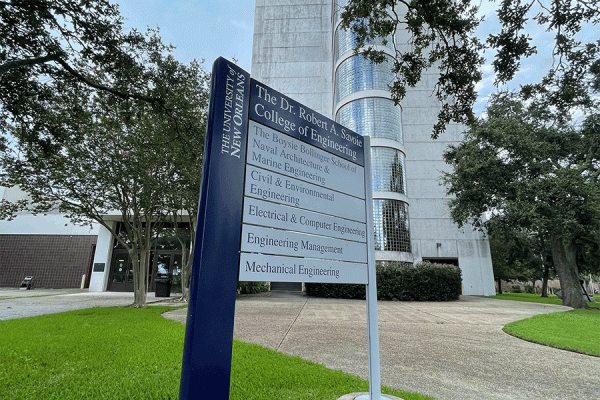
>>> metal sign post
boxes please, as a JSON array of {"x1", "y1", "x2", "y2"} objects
[{"x1": 363, "y1": 136, "x2": 385, "y2": 400}]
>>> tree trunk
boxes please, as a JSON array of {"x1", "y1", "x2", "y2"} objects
[
  {"x1": 550, "y1": 233, "x2": 586, "y2": 309},
  {"x1": 541, "y1": 263, "x2": 550, "y2": 297},
  {"x1": 136, "y1": 248, "x2": 149, "y2": 307},
  {"x1": 179, "y1": 241, "x2": 192, "y2": 302},
  {"x1": 130, "y1": 249, "x2": 148, "y2": 308},
  {"x1": 497, "y1": 278, "x2": 503, "y2": 294},
  {"x1": 130, "y1": 226, "x2": 151, "y2": 308}
]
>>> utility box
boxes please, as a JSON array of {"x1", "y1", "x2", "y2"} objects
[{"x1": 20, "y1": 276, "x2": 34, "y2": 290}]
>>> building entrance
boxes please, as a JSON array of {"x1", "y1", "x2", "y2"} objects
[
  {"x1": 106, "y1": 222, "x2": 190, "y2": 292},
  {"x1": 108, "y1": 250, "x2": 134, "y2": 292},
  {"x1": 107, "y1": 250, "x2": 183, "y2": 292},
  {"x1": 149, "y1": 251, "x2": 182, "y2": 292}
]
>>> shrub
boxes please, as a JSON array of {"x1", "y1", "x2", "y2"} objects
[
  {"x1": 524, "y1": 284, "x2": 535, "y2": 294},
  {"x1": 237, "y1": 281, "x2": 269, "y2": 294},
  {"x1": 305, "y1": 261, "x2": 462, "y2": 301},
  {"x1": 511, "y1": 285, "x2": 522, "y2": 293}
]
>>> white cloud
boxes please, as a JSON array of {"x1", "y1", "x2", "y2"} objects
[
  {"x1": 230, "y1": 19, "x2": 251, "y2": 30},
  {"x1": 472, "y1": 0, "x2": 497, "y2": 19}
]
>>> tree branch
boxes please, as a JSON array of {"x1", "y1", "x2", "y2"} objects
[
  {"x1": 54, "y1": 58, "x2": 164, "y2": 106},
  {"x1": 0, "y1": 54, "x2": 61, "y2": 75}
]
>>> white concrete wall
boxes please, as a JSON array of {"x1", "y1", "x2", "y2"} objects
[
  {"x1": 88, "y1": 222, "x2": 116, "y2": 292},
  {"x1": 401, "y1": 69, "x2": 496, "y2": 295},
  {"x1": 0, "y1": 214, "x2": 99, "y2": 235},
  {"x1": 1, "y1": 186, "x2": 99, "y2": 235},
  {"x1": 252, "y1": 0, "x2": 333, "y2": 116}
]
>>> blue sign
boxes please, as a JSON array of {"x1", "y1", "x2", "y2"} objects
[
  {"x1": 179, "y1": 58, "x2": 250, "y2": 399},
  {"x1": 180, "y1": 57, "x2": 370, "y2": 399},
  {"x1": 249, "y1": 80, "x2": 365, "y2": 166}
]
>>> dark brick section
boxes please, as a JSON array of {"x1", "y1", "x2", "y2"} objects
[{"x1": 0, "y1": 235, "x2": 97, "y2": 289}]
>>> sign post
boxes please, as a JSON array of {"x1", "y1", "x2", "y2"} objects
[
  {"x1": 179, "y1": 58, "x2": 251, "y2": 399},
  {"x1": 180, "y1": 57, "x2": 386, "y2": 400}
]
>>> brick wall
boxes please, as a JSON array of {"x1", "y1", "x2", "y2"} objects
[{"x1": 0, "y1": 235, "x2": 97, "y2": 288}]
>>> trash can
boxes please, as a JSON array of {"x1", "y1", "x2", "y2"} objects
[{"x1": 155, "y1": 277, "x2": 172, "y2": 297}]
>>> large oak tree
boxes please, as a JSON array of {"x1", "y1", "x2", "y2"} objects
[{"x1": 443, "y1": 92, "x2": 599, "y2": 308}]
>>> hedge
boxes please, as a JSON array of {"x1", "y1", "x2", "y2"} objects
[
  {"x1": 237, "y1": 281, "x2": 269, "y2": 294},
  {"x1": 305, "y1": 261, "x2": 462, "y2": 301}
]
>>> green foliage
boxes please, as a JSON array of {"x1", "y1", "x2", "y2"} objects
[
  {"x1": 0, "y1": 1, "x2": 165, "y2": 125},
  {"x1": 489, "y1": 225, "x2": 549, "y2": 284},
  {"x1": 340, "y1": 0, "x2": 484, "y2": 138},
  {"x1": 524, "y1": 284, "x2": 535, "y2": 294},
  {"x1": 237, "y1": 281, "x2": 269, "y2": 295},
  {"x1": 340, "y1": 0, "x2": 600, "y2": 137},
  {"x1": 306, "y1": 262, "x2": 462, "y2": 301},
  {"x1": 0, "y1": 16, "x2": 210, "y2": 305},
  {"x1": 504, "y1": 310, "x2": 600, "y2": 356},
  {"x1": 443, "y1": 92, "x2": 600, "y2": 308},
  {"x1": 305, "y1": 281, "x2": 365, "y2": 300},
  {"x1": 0, "y1": 307, "x2": 431, "y2": 400}
]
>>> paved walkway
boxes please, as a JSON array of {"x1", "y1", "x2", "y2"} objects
[
  {"x1": 0, "y1": 288, "x2": 177, "y2": 320},
  {"x1": 167, "y1": 292, "x2": 598, "y2": 400},
  {"x1": 1, "y1": 289, "x2": 598, "y2": 399}
]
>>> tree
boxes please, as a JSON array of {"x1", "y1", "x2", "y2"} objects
[
  {"x1": 0, "y1": 0, "x2": 161, "y2": 99},
  {"x1": 0, "y1": 0, "x2": 180, "y2": 154},
  {"x1": 339, "y1": 0, "x2": 484, "y2": 138},
  {"x1": 487, "y1": 222, "x2": 550, "y2": 295},
  {"x1": 0, "y1": 30, "x2": 209, "y2": 307},
  {"x1": 1, "y1": 1, "x2": 209, "y2": 305},
  {"x1": 339, "y1": 0, "x2": 600, "y2": 137},
  {"x1": 159, "y1": 92, "x2": 208, "y2": 301},
  {"x1": 442, "y1": 92, "x2": 600, "y2": 308}
]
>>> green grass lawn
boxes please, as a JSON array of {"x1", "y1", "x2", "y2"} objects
[
  {"x1": 504, "y1": 309, "x2": 600, "y2": 356},
  {"x1": 491, "y1": 292, "x2": 600, "y2": 308},
  {"x1": 488, "y1": 293, "x2": 600, "y2": 356},
  {"x1": 0, "y1": 306, "x2": 431, "y2": 400}
]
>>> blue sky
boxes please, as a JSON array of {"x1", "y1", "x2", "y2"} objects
[
  {"x1": 114, "y1": 0, "x2": 593, "y2": 116},
  {"x1": 116, "y1": 0, "x2": 256, "y2": 71}
]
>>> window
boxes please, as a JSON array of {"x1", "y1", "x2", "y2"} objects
[{"x1": 373, "y1": 199, "x2": 411, "y2": 252}]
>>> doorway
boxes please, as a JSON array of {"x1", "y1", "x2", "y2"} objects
[
  {"x1": 108, "y1": 250, "x2": 182, "y2": 292},
  {"x1": 108, "y1": 250, "x2": 134, "y2": 292},
  {"x1": 149, "y1": 251, "x2": 182, "y2": 292},
  {"x1": 421, "y1": 257, "x2": 459, "y2": 266}
]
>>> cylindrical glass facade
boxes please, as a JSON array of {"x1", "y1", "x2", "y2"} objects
[
  {"x1": 372, "y1": 199, "x2": 411, "y2": 252},
  {"x1": 336, "y1": 98, "x2": 403, "y2": 143},
  {"x1": 371, "y1": 147, "x2": 407, "y2": 195},
  {"x1": 334, "y1": 25, "x2": 393, "y2": 60},
  {"x1": 335, "y1": 55, "x2": 394, "y2": 102},
  {"x1": 333, "y1": 0, "x2": 411, "y2": 257}
]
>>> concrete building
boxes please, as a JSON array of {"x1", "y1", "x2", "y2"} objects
[
  {"x1": 0, "y1": 186, "x2": 98, "y2": 289},
  {"x1": 1, "y1": 1, "x2": 495, "y2": 295},
  {"x1": 252, "y1": 0, "x2": 495, "y2": 295},
  {"x1": 0, "y1": 186, "x2": 185, "y2": 293}
]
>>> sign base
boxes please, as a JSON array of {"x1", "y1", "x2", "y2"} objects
[{"x1": 338, "y1": 393, "x2": 403, "y2": 400}]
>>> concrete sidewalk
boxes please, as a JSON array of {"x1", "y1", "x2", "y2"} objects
[
  {"x1": 0, "y1": 288, "x2": 177, "y2": 320},
  {"x1": 167, "y1": 292, "x2": 598, "y2": 400}
]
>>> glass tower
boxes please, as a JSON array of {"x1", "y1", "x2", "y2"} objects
[{"x1": 333, "y1": 0, "x2": 412, "y2": 262}]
